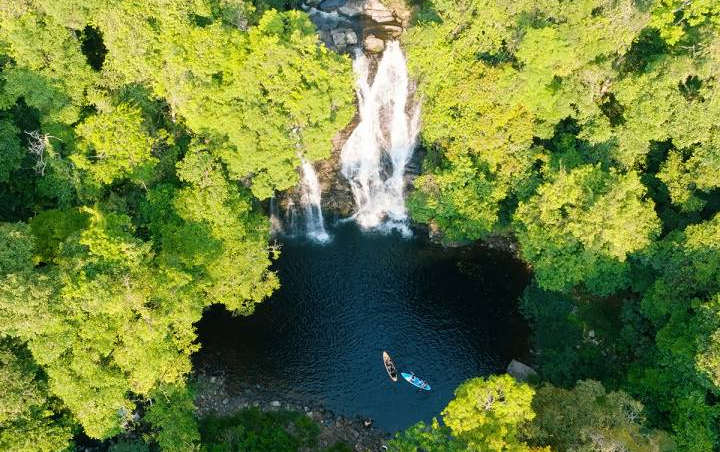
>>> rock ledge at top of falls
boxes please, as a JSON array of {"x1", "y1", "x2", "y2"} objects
[{"x1": 302, "y1": 0, "x2": 410, "y2": 53}]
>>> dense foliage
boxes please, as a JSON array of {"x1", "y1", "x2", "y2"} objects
[
  {"x1": 1, "y1": 0, "x2": 719, "y2": 450},
  {"x1": 0, "y1": 0, "x2": 354, "y2": 449},
  {"x1": 404, "y1": 0, "x2": 720, "y2": 450},
  {"x1": 106, "y1": 407, "x2": 351, "y2": 452},
  {"x1": 388, "y1": 376, "x2": 672, "y2": 452}
]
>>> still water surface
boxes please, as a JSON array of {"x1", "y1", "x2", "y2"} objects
[{"x1": 196, "y1": 223, "x2": 530, "y2": 432}]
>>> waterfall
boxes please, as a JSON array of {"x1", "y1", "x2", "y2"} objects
[
  {"x1": 340, "y1": 41, "x2": 421, "y2": 236},
  {"x1": 269, "y1": 196, "x2": 283, "y2": 236},
  {"x1": 299, "y1": 159, "x2": 330, "y2": 243},
  {"x1": 285, "y1": 198, "x2": 299, "y2": 233}
]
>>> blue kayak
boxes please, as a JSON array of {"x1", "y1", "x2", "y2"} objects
[{"x1": 401, "y1": 372, "x2": 431, "y2": 391}]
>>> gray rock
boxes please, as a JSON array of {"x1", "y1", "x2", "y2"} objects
[
  {"x1": 320, "y1": 0, "x2": 346, "y2": 9},
  {"x1": 338, "y1": 5, "x2": 362, "y2": 17},
  {"x1": 367, "y1": 24, "x2": 403, "y2": 38},
  {"x1": 318, "y1": 30, "x2": 334, "y2": 48},
  {"x1": 332, "y1": 30, "x2": 348, "y2": 47},
  {"x1": 364, "y1": 0, "x2": 396, "y2": 24},
  {"x1": 363, "y1": 35, "x2": 385, "y2": 53},
  {"x1": 270, "y1": 400, "x2": 282, "y2": 407},
  {"x1": 345, "y1": 30, "x2": 358, "y2": 45},
  {"x1": 367, "y1": 10, "x2": 395, "y2": 24},
  {"x1": 507, "y1": 359, "x2": 538, "y2": 382},
  {"x1": 306, "y1": 0, "x2": 322, "y2": 6},
  {"x1": 308, "y1": 8, "x2": 342, "y2": 30}
]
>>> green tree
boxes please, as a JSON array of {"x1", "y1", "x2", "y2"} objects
[
  {"x1": 387, "y1": 420, "x2": 468, "y2": 452},
  {"x1": 145, "y1": 385, "x2": 200, "y2": 452},
  {"x1": 442, "y1": 374, "x2": 535, "y2": 452},
  {"x1": 649, "y1": 0, "x2": 720, "y2": 45},
  {"x1": 0, "y1": 0, "x2": 353, "y2": 443},
  {"x1": 527, "y1": 380, "x2": 674, "y2": 452},
  {"x1": 626, "y1": 214, "x2": 720, "y2": 450},
  {"x1": 0, "y1": 339, "x2": 74, "y2": 452},
  {"x1": 72, "y1": 103, "x2": 157, "y2": 186},
  {"x1": 95, "y1": 2, "x2": 355, "y2": 198},
  {"x1": 514, "y1": 165, "x2": 660, "y2": 294},
  {"x1": 0, "y1": 118, "x2": 24, "y2": 183}
]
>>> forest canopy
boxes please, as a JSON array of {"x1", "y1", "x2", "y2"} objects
[
  {"x1": 0, "y1": 0, "x2": 354, "y2": 447},
  {"x1": 404, "y1": 0, "x2": 720, "y2": 450},
  {"x1": 0, "y1": 0, "x2": 719, "y2": 451}
]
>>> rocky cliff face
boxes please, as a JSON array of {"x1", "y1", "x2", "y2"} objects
[
  {"x1": 302, "y1": 0, "x2": 411, "y2": 54},
  {"x1": 274, "y1": 0, "x2": 417, "y2": 224}
]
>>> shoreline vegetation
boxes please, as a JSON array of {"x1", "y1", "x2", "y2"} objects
[{"x1": 193, "y1": 372, "x2": 388, "y2": 452}]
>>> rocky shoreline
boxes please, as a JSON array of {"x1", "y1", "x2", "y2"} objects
[{"x1": 193, "y1": 370, "x2": 390, "y2": 452}]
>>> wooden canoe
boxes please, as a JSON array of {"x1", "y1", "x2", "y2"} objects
[{"x1": 383, "y1": 351, "x2": 398, "y2": 382}]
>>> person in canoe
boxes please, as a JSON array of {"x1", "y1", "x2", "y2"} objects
[
  {"x1": 383, "y1": 351, "x2": 398, "y2": 382},
  {"x1": 401, "y1": 371, "x2": 431, "y2": 391}
]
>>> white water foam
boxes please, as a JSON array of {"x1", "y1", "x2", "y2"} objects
[
  {"x1": 340, "y1": 41, "x2": 421, "y2": 236},
  {"x1": 299, "y1": 159, "x2": 330, "y2": 243}
]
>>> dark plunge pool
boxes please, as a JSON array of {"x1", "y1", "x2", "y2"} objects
[{"x1": 195, "y1": 223, "x2": 530, "y2": 432}]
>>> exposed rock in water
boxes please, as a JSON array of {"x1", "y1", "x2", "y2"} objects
[{"x1": 507, "y1": 359, "x2": 538, "y2": 382}]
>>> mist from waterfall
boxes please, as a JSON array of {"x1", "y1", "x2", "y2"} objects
[
  {"x1": 299, "y1": 159, "x2": 330, "y2": 243},
  {"x1": 341, "y1": 41, "x2": 421, "y2": 236}
]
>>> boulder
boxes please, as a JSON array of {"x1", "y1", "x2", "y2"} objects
[
  {"x1": 308, "y1": 9, "x2": 342, "y2": 30},
  {"x1": 320, "y1": 0, "x2": 347, "y2": 10},
  {"x1": 318, "y1": 30, "x2": 334, "y2": 47},
  {"x1": 366, "y1": 24, "x2": 403, "y2": 39},
  {"x1": 332, "y1": 30, "x2": 348, "y2": 48},
  {"x1": 507, "y1": 359, "x2": 538, "y2": 382},
  {"x1": 345, "y1": 30, "x2": 358, "y2": 45},
  {"x1": 367, "y1": 11, "x2": 395, "y2": 24},
  {"x1": 364, "y1": 0, "x2": 396, "y2": 24},
  {"x1": 338, "y1": 5, "x2": 362, "y2": 17},
  {"x1": 363, "y1": 35, "x2": 385, "y2": 53},
  {"x1": 270, "y1": 400, "x2": 282, "y2": 407}
]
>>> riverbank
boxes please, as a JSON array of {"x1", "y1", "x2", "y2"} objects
[{"x1": 193, "y1": 370, "x2": 390, "y2": 452}]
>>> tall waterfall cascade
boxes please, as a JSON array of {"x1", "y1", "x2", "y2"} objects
[
  {"x1": 299, "y1": 159, "x2": 331, "y2": 243},
  {"x1": 341, "y1": 41, "x2": 421, "y2": 236}
]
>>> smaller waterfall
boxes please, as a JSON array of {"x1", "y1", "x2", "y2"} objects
[
  {"x1": 269, "y1": 196, "x2": 284, "y2": 236},
  {"x1": 285, "y1": 198, "x2": 299, "y2": 234},
  {"x1": 299, "y1": 159, "x2": 330, "y2": 243},
  {"x1": 341, "y1": 41, "x2": 421, "y2": 236}
]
